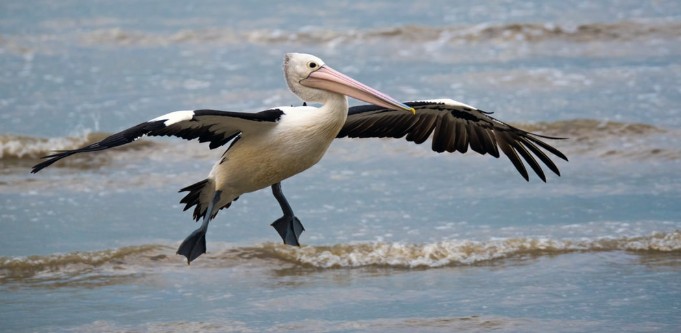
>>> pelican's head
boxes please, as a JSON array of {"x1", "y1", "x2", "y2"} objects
[{"x1": 284, "y1": 53, "x2": 414, "y2": 113}]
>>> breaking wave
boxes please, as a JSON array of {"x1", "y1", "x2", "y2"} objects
[
  {"x1": 3, "y1": 21, "x2": 679, "y2": 54},
  {"x1": 2, "y1": 231, "x2": 679, "y2": 285},
  {"x1": 267, "y1": 231, "x2": 681, "y2": 268},
  {"x1": 520, "y1": 119, "x2": 681, "y2": 160},
  {"x1": 77, "y1": 21, "x2": 681, "y2": 46},
  {"x1": 0, "y1": 132, "x2": 155, "y2": 161},
  {"x1": 0, "y1": 244, "x2": 171, "y2": 286}
]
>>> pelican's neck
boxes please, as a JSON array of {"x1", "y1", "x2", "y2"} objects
[
  {"x1": 297, "y1": 92, "x2": 347, "y2": 139},
  {"x1": 320, "y1": 92, "x2": 349, "y2": 115}
]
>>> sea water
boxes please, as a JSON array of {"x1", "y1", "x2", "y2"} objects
[{"x1": 1, "y1": 1, "x2": 680, "y2": 332}]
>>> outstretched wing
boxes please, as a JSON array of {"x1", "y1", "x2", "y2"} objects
[
  {"x1": 337, "y1": 99, "x2": 568, "y2": 182},
  {"x1": 31, "y1": 109, "x2": 284, "y2": 173}
]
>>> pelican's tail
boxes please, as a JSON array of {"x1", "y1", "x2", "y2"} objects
[
  {"x1": 179, "y1": 179, "x2": 210, "y2": 221},
  {"x1": 179, "y1": 178, "x2": 237, "y2": 221}
]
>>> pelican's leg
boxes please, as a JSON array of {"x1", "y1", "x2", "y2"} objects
[
  {"x1": 270, "y1": 182, "x2": 305, "y2": 246},
  {"x1": 177, "y1": 191, "x2": 222, "y2": 264}
]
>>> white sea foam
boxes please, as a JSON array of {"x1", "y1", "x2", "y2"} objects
[
  {"x1": 2, "y1": 231, "x2": 678, "y2": 285},
  {"x1": 0, "y1": 132, "x2": 156, "y2": 161},
  {"x1": 75, "y1": 21, "x2": 681, "y2": 46},
  {"x1": 268, "y1": 231, "x2": 681, "y2": 268},
  {"x1": 0, "y1": 133, "x2": 93, "y2": 159}
]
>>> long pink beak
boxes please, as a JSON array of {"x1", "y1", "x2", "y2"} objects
[{"x1": 300, "y1": 65, "x2": 415, "y2": 114}]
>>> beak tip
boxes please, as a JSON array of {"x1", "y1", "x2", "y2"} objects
[{"x1": 409, "y1": 107, "x2": 416, "y2": 115}]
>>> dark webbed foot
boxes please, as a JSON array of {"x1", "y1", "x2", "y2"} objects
[
  {"x1": 270, "y1": 182, "x2": 305, "y2": 246},
  {"x1": 271, "y1": 215, "x2": 305, "y2": 246},
  {"x1": 176, "y1": 191, "x2": 221, "y2": 264},
  {"x1": 176, "y1": 227, "x2": 207, "y2": 264}
]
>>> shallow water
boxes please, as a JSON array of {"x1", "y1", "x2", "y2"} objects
[{"x1": 1, "y1": 1, "x2": 681, "y2": 332}]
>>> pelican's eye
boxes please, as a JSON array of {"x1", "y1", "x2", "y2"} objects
[{"x1": 307, "y1": 61, "x2": 318, "y2": 69}]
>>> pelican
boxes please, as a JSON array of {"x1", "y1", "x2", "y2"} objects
[{"x1": 31, "y1": 53, "x2": 567, "y2": 263}]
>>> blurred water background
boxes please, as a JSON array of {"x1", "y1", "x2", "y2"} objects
[{"x1": 1, "y1": 1, "x2": 680, "y2": 332}]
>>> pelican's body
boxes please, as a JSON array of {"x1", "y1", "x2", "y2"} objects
[
  {"x1": 207, "y1": 100, "x2": 348, "y2": 212},
  {"x1": 231, "y1": 103, "x2": 345, "y2": 189},
  {"x1": 31, "y1": 53, "x2": 567, "y2": 263}
]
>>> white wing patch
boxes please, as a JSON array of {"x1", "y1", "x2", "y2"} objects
[
  {"x1": 273, "y1": 105, "x2": 316, "y2": 114},
  {"x1": 151, "y1": 110, "x2": 195, "y2": 126},
  {"x1": 415, "y1": 99, "x2": 478, "y2": 110}
]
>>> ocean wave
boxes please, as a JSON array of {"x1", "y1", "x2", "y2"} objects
[
  {"x1": 62, "y1": 315, "x2": 550, "y2": 333},
  {"x1": 76, "y1": 21, "x2": 681, "y2": 47},
  {"x1": 3, "y1": 21, "x2": 677, "y2": 54},
  {"x1": 266, "y1": 231, "x2": 681, "y2": 268},
  {"x1": 0, "y1": 244, "x2": 171, "y2": 285},
  {"x1": 0, "y1": 132, "x2": 156, "y2": 161},
  {"x1": 523, "y1": 119, "x2": 681, "y2": 160},
  {"x1": 2, "y1": 231, "x2": 678, "y2": 284},
  {"x1": 522, "y1": 119, "x2": 663, "y2": 137}
]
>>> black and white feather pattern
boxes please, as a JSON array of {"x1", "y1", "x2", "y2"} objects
[
  {"x1": 33, "y1": 100, "x2": 567, "y2": 182},
  {"x1": 31, "y1": 109, "x2": 284, "y2": 173},
  {"x1": 338, "y1": 99, "x2": 568, "y2": 182}
]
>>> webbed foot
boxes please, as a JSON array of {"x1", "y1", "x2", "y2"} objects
[
  {"x1": 176, "y1": 227, "x2": 207, "y2": 264},
  {"x1": 271, "y1": 215, "x2": 305, "y2": 246}
]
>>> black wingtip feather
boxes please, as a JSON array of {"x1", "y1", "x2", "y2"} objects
[
  {"x1": 497, "y1": 133, "x2": 529, "y2": 181},
  {"x1": 31, "y1": 151, "x2": 77, "y2": 173},
  {"x1": 512, "y1": 141, "x2": 547, "y2": 182},
  {"x1": 517, "y1": 137, "x2": 561, "y2": 177},
  {"x1": 526, "y1": 135, "x2": 569, "y2": 161}
]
